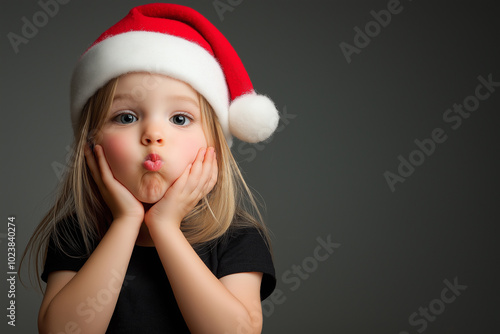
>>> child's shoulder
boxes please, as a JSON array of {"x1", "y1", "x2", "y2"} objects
[
  {"x1": 221, "y1": 221, "x2": 269, "y2": 245},
  {"x1": 49, "y1": 214, "x2": 98, "y2": 256},
  {"x1": 203, "y1": 222, "x2": 276, "y2": 299},
  {"x1": 41, "y1": 214, "x2": 96, "y2": 283}
]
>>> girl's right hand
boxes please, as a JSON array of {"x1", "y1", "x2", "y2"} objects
[{"x1": 84, "y1": 144, "x2": 144, "y2": 224}]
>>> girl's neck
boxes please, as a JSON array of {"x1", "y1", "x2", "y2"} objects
[
  {"x1": 135, "y1": 203, "x2": 155, "y2": 247},
  {"x1": 135, "y1": 223, "x2": 155, "y2": 247}
]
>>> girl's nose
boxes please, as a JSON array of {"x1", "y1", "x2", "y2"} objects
[{"x1": 141, "y1": 124, "x2": 164, "y2": 145}]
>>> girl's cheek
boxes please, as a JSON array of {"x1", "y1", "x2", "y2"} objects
[
  {"x1": 182, "y1": 135, "x2": 207, "y2": 163},
  {"x1": 100, "y1": 135, "x2": 133, "y2": 173}
]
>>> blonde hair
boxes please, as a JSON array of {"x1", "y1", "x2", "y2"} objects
[{"x1": 21, "y1": 76, "x2": 272, "y2": 291}]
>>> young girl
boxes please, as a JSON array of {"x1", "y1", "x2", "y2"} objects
[{"x1": 23, "y1": 3, "x2": 279, "y2": 333}]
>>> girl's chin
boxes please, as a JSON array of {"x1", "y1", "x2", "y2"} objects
[
  {"x1": 132, "y1": 176, "x2": 170, "y2": 203},
  {"x1": 133, "y1": 186, "x2": 168, "y2": 204},
  {"x1": 136, "y1": 192, "x2": 165, "y2": 204},
  {"x1": 140, "y1": 199, "x2": 160, "y2": 205}
]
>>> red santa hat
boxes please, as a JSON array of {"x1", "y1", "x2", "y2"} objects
[{"x1": 70, "y1": 3, "x2": 279, "y2": 146}]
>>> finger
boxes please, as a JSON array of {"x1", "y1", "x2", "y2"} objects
[
  {"x1": 188, "y1": 147, "x2": 206, "y2": 182},
  {"x1": 204, "y1": 148, "x2": 218, "y2": 194},
  {"x1": 178, "y1": 162, "x2": 192, "y2": 188},
  {"x1": 93, "y1": 145, "x2": 115, "y2": 186},
  {"x1": 84, "y1": 143, "x2": 104, "y2": 188},
  {"x1": 189, "y1": 147, "x2": 215, "y2": 199},
  {"x1": 199, "y1": 147, "x2": 215, "y2": 191},
  {"x1": 208, "y1": 150, "x2": 218, "y2": 190},
  {"x1": 195, "y1": 147, "x2": 207, "y2": 166},
  {"x1": 177, "y1": 147, "x2": 211, "y2": 201},
  {"x1": 168, "y1": 162, "x2": 192, "y2": 195},
  {"x1": 193, "y1": 147, "x2": 213, "y2": 186}
]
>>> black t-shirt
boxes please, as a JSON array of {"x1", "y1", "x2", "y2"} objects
[{"x1": 41, "y1": 223, "x2": 276, "y2": 333}]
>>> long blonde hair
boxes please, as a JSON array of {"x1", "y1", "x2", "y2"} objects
[{"x1": 21, "y1": 75, "x2": 272, "y2": 291}]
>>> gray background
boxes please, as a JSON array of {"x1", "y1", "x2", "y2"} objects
[{"x1": 1, "y1": 0, "x2": 499, "y2": 333}]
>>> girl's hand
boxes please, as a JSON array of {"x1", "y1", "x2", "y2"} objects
[
  {"x1": 84, "y1": 144, "x2": 144, "y2": 224},
  {"x1": 144, "y1": 147, "x2": 218, "y2": 230}
]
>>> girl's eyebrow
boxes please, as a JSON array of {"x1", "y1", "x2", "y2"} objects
[
  {"x1": 112, "y1": 93, "x2": 199, "y2": 108},
  {"x1": 113, "y1": 93, "x2": 200, "y2": 108},
  {"x1": 168, "y1": 95, "x2": 199, "y2": 108},
  {"x1": 113, "y1": 93, "x2": 133, "y2": 102}
]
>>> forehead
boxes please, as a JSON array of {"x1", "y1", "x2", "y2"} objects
[{"x1": 114, "y1": 72, "x2": 199, "y2": 101}]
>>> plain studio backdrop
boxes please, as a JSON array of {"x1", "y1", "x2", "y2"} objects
[{"x1": 1, "y1": 1, "x2": 499, "y2": 333}]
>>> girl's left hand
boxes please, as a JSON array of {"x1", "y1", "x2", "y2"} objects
[{"x1": 144, "y1": 147, "x2": 218, "y2": 230}]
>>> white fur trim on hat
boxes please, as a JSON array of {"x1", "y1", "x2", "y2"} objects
[{"x1": 229, "y1": 92, "x2": 279, "y2": 143}]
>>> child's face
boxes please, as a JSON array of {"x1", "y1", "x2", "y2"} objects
[{"x1": 96, "y1": 73, "x2": 208, "y2": 204}]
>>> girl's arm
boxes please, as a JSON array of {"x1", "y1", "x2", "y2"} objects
[
  {"x1": 150, "y1": 225, "x2": 264, "y2": 334},
  {"x1": 38, "y1": 145, "x2": 144, "y2": 334},
  {"x1": 146, "y1": 147, "x2": 263, "y2": 334},
  {"x1": 39, "y1": 218, "x2": 141, "y2": 333}
]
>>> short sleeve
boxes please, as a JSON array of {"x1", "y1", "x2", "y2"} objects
[
  {"x1": 41, "y1": 218, "x2": 93, "y2": 283},
  {"x1": 216, "y1": 227, "x2": 276, "y2": 300}
]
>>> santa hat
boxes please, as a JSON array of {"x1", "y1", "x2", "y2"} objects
[{"x1": 70, "y1": 3, "x2": 279, "y2": 146}]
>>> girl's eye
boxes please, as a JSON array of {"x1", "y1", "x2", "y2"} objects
[
  {"x1": 115, "y1": 113, "x2": 137, "y2": 124},
  {"x1": 170, "y1": 114, "x2": 191, "y2": 126}
]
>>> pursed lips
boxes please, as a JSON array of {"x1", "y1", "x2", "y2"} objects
[{"x1": 143, "y1": 153, "x2": 164, "y2": 171}]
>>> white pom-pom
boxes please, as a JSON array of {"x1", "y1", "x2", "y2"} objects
[{"x1": 228, "y1": 93, "x2": 279, "y2": 143}]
